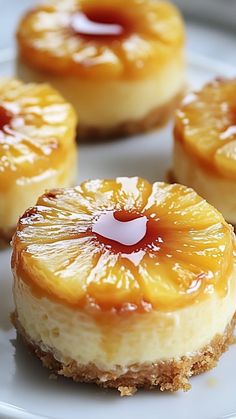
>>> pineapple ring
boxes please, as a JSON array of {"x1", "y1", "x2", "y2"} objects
[
  {"x1": 0, "y1": 79, "x2": 76, "y2": 181},
  {"x1": 175, "y1": 78, "x2": 236, "y2": 180},
  {"x1": 12, "y1": 177, "x2": 234, "y2": 312},
  {"x1": 0, "y1": 78, "x2": 77, "y2": 240},
  {"x1": 16, "y1": 0, "x2": 184, "y2": 80}
]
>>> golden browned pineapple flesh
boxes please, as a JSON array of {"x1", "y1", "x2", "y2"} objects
[
  {"x1": 173, "y1": 78, "x2": 236, "y2": 226},
  {"x1": 16, "y1": 0, "x2": 185, "y2": 140},
  {"x1": 12, "y1": 177, "x2": 236, "y2": 394},
  {"x1": 0, "y1": 78, "x2": 77, "y2": 244}
]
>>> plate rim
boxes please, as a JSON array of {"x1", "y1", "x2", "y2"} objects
[{"x1": 0, "y1": 401, "x2": 54, "y2": 419}]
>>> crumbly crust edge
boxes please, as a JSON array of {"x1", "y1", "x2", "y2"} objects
[
  {"x1": 12, "y1": 311, "x2": 236, "y2": 396},
  {"x1": 77, "y1": 90, "x2": 184, "y2": 142}
]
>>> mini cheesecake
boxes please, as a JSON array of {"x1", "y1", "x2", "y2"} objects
[
  {"x1": 16, "y1": 0, "x2": 185, "y2": 140},
  {"x1": 12, "y1": 177, "x2": 236, "y2": 394},
  {"x1": 0, "y1": 78, "x2": 77, "y2": 245},
  {"x1": 172, "y1": 78, "x2": 236, "y2": 227}
]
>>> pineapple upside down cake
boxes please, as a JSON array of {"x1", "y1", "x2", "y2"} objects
[
  {"x1": 12, "y1": 177, "x2": 236, "y2": 395},
  {"x1": 16, "y1": 0, "x2": 185, "y2": 140},
  {"x1": 0, "y1": 78, "x2": 77, "y2": 245},
  {"x1": 172, "y1": 78, "x2": 236, "y2": 227}
]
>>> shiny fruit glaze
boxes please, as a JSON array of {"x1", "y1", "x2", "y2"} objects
[
  {"x1": 0, "y1": 79, "x2": 76, "y2": 190},
  {"x1": 12, "y1": 178, "x2": 235, "y2": 313},
  {"x1": 92, "y1": 210, "x2": 163, "y2": 253},
  {"x1": 70, "y1": 8, "x2": 131, "y2": 39},
  {"x1": 175, "y1": 78, "x2": 236, "y2": 180},
  {"x1": 16, "y1": 0, "x2": 185, "y2": 79},
  {"x1": 0, "y1": 105, "x2": 12, "y2": 131}
]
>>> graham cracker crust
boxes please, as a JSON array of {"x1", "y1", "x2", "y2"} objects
[
  {"x1": 12, "y1": 311, "x2": 236, "y2": 395},
  {"x1": 77, "y1": 90, "x2": 184, "y2": 142},
  {"x1": 0, "y1": 227, "x2": 15, "y2": 248}
]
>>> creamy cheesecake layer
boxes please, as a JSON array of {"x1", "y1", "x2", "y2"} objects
[
  {"x1": 14, "y1": 268, "x2": 236, "y2": 372},
  {"x1": 17, "y1": 55, "x2": 185, "y2": 129},
  {"x1": 173, "y1": 141, "x2": 236, "y2": 225},
  {"x1": 0, "y1": 147, "x2": 77, "y2": 233}
]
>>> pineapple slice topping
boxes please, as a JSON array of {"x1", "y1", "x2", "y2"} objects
[
  {"x1": 17, "y1": 0, "x2": 185, "y2": 79},
  {"x1": 0, "y1": 78, "x2": 76, "y2": 190},
  {"x1": 12, "y1": 178, "x2": 235, "y2": 312}
]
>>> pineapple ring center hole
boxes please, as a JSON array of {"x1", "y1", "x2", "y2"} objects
[
  {"x1": 92, "y1": 210, "x2": 165, "y2": 255},
  {"x1": 70, "y1": 7, "x2": 133, "y2": 38},
  {"x1": 0, "y1": 105, "x2": 12, "y2": 131}
]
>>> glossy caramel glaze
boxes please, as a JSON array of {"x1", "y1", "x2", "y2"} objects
[
  {"x1": 12, "y1": 177, "x2": 235, "y2": 312},
  {"x1": 0, "y1": 105, "x2": 12, "y2": 131},
  {"x1": 70, "y1": 8, "x2": 131, "y2": 39},
  {"x1": 0, "y1": 78, "x2": 77, "y2": 191},
  {"x1": 175, "y1": 78, "x2": 236, "y2": 180},
  {"x1": 16, "y1": 0, "x2": 185, "y2": 80},
  {"x1": 92, "y1": 210, "x2": 165, "y2": 255}
]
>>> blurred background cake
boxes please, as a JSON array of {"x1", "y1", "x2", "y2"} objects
[
  {"x1": 172, "y1": 78, "x2": 236, "y2": 227},
  {"x1": 16, "y1": 0, "x2": 185, "y2": 140},
  {"x1": 0, "y1": 78, "x2": 77, "y2": 244}
]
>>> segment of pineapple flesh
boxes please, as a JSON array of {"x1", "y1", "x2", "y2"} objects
[
  {"x1": 13, "y1": 178, "x2": 234, "y2": 311},
  {"x1": 0, "y1": 78, "x2": 76, "y2": 188},
  {"x1": 175, "y1": 79, "x2": 236, "y2": 179},
  {"x1": 16, "y1": 0, "x2": 184, "y2": 79}
]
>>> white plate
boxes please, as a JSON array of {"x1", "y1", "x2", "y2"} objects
[{"x1": 1, "y1": 45, "x2": 236, "y2": 419}]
